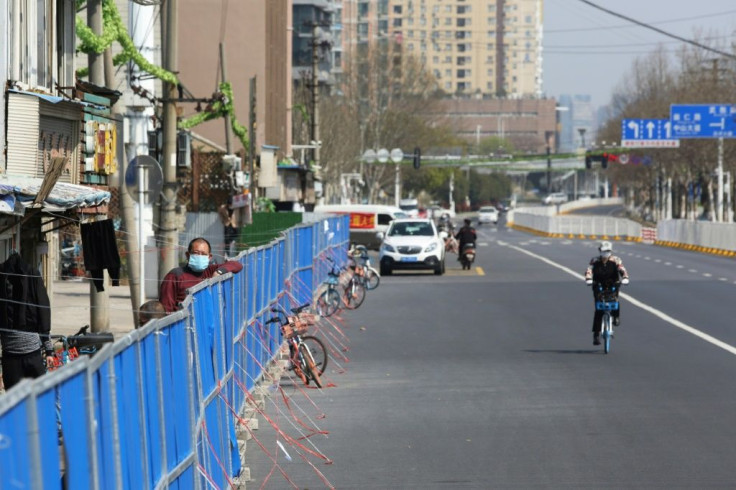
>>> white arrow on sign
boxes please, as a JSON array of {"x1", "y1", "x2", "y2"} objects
[
  {"x1": 664, "y1": 120, "x2": 672, "y2": 138},
  {"x1": 627, "y1": 120, "x2": 640, "y2": 138},
  {"x1": 646, "y1": 121, "x2": 655, "y2": 138}
]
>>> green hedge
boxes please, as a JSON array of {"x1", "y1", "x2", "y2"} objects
[{"x1": 238, "y1": 212, "x2": 302, "y2": 248}]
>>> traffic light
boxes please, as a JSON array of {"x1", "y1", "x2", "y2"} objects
[
  {"x1": 413, "y1": 147, "x2": 421, "y2": 169},
  {"x1": 585, "y1": 156, "x2": 592, "y2": 169}
]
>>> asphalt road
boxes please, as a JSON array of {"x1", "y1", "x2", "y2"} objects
[{"x1": 246, "y1": 221, "x2": 736, "y2": 489}]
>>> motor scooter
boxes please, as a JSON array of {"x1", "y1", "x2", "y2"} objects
[{"x1": 459, "y1": 243, "x2": 476, "y2": 270}]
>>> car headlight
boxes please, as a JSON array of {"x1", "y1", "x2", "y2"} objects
[
  {"x1": 381, "y1": 243, "x2": 396, "y2": 253},
  {"x1": 424, "y1": 242, "x2": 438, "y2": 253}
]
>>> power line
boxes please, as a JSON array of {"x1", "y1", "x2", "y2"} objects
[
  {"x1": 545, "y1": 7, "x2": 736, "y2": 33},
  {"x1": 578, "y1": 0, "x2": 736, "y2": 60}
]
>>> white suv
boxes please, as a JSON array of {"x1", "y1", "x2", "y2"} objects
[{"x1": 378, "y1": 219, "x2": 446, "y2": 275}]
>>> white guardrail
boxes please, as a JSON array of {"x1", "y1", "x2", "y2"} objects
[
  {"x1": 506, "y1": 198, "x2": 736, "y2": 254},
  {"x1": 508, "y1": 198, "x2": 641, "y2": 239}
]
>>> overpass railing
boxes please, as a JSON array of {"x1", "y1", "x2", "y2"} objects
[{"x1": 0, "y1": 215, "x2": 349, "y2": 489}]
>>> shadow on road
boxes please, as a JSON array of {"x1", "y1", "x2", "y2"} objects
[{"x1": 523, "y1": 349, "x2": 601, "y2": 355}]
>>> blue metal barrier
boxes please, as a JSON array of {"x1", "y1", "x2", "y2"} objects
[{"x1": 0, "y1": 216, "x2": 349, "y2": 489}]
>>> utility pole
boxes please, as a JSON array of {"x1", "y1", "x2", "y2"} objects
[
  {"x1": 247, "y1": 76, "x2": 256, "y2": 224},
  {"x1": 159, "y1": 0, "x2": 179, "y2": 279},
  {"x1": 105, "y1": 48, "x2": 141, "y2": 327},
  {"x1": 88, "y1": 0, "x2": 108, "y2": 332},
  {"x1": 220, "y1": 43, "x2": 232, "y2": 154},
  {"x1": 311, "y1": 22, "x2": 320, "y2": 169}
]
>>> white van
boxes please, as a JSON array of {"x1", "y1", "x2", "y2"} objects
[{"x1": 313, "y1": 204, "x2": 407, "y2": 250}]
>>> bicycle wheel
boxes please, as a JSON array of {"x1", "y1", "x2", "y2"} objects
[
  {"x1": 603, "y1": 315, "x2": 611, "y2": 354},
  {"x1": 301, "y1": 335, "x2": 328, "y2": 375},
  {"x1": 299, "y1": 343, "x2": 322, "y2": 388},
  {"x1": 364, "y1": 267, "x2": 380, "y2": 290},
  {"x1": 342, "y1": 278, "x2": 366, "y2": 309},
  {"x1": 316, "y1": 288, "x2": 341, "y2": 317}
]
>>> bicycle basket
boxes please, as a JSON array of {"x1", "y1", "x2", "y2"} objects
[
  {"x1": 595, "y1": 300, "x2": 619, "y2": 311},
  {"x1": 326, "y1": 274, "x2": 339, "y2": 285},
  {"x1": 281, "y1": 323, "x2": 296, "y2": 339},
  {"x1": 298, "y1": 312, "x2": 318, "y2": 326}
]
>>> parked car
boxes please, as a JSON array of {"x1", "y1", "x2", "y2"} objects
[
  {"x1": 429, "y1": 204, "x2": 456, "y2": 219},
  {"x1": 377, "y1": 218, "x2": 446, "y2": 275},
  {"x1": 399, "y1": 198, "x2": 420, "y2": 218},
  {"x1": 477, "y1": 206, "x2": 499, "y2": 225},
  {"x1": 543, "y1": 192, "x2": 568, "y2": 205}
]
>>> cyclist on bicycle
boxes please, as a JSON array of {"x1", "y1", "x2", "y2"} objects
[{"x1": 585, "y1": 241, "x2": 629, "y2": 345}]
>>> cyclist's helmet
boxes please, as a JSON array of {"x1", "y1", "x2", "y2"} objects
[{"x1": 598, "y1": 241, "x2": 613, "y2": 259}]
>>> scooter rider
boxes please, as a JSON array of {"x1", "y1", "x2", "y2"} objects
[
  {"x1": 585, "y1": 241, "x2": 629, "y2": 345},
  {"x1": 455, "y1": 218, "x2": 477, "y2": 258}
]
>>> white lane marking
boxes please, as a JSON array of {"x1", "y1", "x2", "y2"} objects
[
  {"x1": 688, "y1": 269, "x2": 697, "y2": 273},
  {"x1": 703, "y1": 273, "x2": 712, "y2": 277},
  {"x1": 654, "y1": 259, "x2": 662, "y2": 263},
  {"x1": 719, "y1": 277, "x2": 728, "y2": 282},
  {"x1": 676, "y1": 265, "x2": 684, "y2": 269},
  {"x1": 501, "y1": 242, "x2": 736, "y2": 357},
  {"x1": 664, "y1": 262, "x2": 672, "y2": 266}
]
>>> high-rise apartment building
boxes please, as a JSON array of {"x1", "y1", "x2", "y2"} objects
[{"x1": 337, "y1": 0, "x2": 543, "y2": 98}]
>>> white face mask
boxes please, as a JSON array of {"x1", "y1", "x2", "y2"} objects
[{"x1": 600, "y1": 251, "x2": 612, "y2": 259}]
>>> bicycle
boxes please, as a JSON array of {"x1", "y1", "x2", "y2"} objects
[
  {"x1": 350, "y1": 245, "x2": 380, "y2": 290},
  {"x1": 342, "y1": 263, "x2": 367, "y2": 310},
  {"x1": 316, "y1": 259, "x2": 343, "y2": 317},
  {"x1": 267, "y1": 303, "x2": 328, "y2": 388},
  {"x1": 594, "y1": 283, "x2": 620, "y2": 354},
  {"x1": 48, "y1": 325, "x2": 115, "y2": 371}
]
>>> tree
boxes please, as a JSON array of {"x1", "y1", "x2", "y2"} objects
[
  {"x1": 296, "y1": 36, "x2": 458, "y2": 204},
  {"x1": 597, "y1": 37, "x2": 736, "y2": 222}
]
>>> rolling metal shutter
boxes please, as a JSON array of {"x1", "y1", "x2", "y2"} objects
[
  {"x1": 6, "y1": 93, "x2": 40, "y2": 176},
  {"x1": 38, "y1": 116, "x2": 80, "y2": 184}
]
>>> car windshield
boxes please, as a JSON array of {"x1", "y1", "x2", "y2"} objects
[
  {"x1": 389, "y1": 222, "x2": 435, "y2": 237},
  {"x1": 479, "y1": 207, "x2": 495, "y2": 213}
]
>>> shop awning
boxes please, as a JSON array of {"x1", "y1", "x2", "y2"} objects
[
  {"x1": 0, "y1": 175, "x2": 110, "y2": 215},
  {"x1": 7, "y1": 89, "x2": 106, "y2": 110}
]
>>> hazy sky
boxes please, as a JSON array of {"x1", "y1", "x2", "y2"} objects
[{"x1": 543, "y1": 0, "x2": 736, "y2": 108}]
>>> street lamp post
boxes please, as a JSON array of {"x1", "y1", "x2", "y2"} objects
[
  {"x1": 545, "y1": 130, "x2": 554, "y2": 192},
  {"x1": 389, "y1": 148, "x2": 404, "y2": 207}
]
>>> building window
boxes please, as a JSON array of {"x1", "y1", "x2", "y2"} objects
[
  {"x1": 434, "y1": 69, "x2": 441, "y2": 78},
  {"x1": 445, "y1": 82, "x2": 452, "y2": 90},
  {"x1": 393, "y1": 18, "x2": 402, "y2": 27},
  {"x1": 394, "y1": 5, "x2": 402, "y2": 14},
  {"x1": 445, "y1": 55, "x2": 452, "y2": 63},
  {"x1": 445, "y1": 69, "x2": 452, "y2": 78},
  {"x1": 457, "y1": 70, "x2": 466, "y2": 78},
  {"x1": 445, "y1": 18, "x2": 452, "y2": 26},
  {"x1": 433, "y1": 56, "x2": 440, "y2": 64},
  {"x1": 488, "y1": 16, "x2": 495, "y2": 24}
]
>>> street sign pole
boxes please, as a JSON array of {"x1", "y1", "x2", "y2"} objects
[
  {"x1": 138, "y1": 162, "x2": 146, "y2": 308},
  {"x1": 718, "y1": 138, "x2": 724, "y2": 222}
]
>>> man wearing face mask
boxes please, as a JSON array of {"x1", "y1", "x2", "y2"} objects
[{"x1": 159, "y1": 237, "x2": 243, "y2": 313}]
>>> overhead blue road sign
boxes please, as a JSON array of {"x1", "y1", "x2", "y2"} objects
[
  {"x1": 670, "y1": 104, "x2": 736, "y2": 138},
  {"x1": 621, "y1": 119, "x2": 679, "y2": 148}
]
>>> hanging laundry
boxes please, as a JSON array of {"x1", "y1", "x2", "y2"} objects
[{"x1": 81, "y1": 219, "x2": 121, "y2": 292}]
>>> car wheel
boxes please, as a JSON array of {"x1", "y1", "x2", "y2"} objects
[{"x1": 380, "y1": 264, "x2": 392, "y2": 276}]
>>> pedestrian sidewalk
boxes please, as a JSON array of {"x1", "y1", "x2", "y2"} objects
[{"x1": 51, "y1": 279, "x2": 137, "y2": 337}]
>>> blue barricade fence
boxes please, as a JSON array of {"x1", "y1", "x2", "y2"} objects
[{"x1": 0, "y1": 216, "x2": 349, "y2": 489}]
